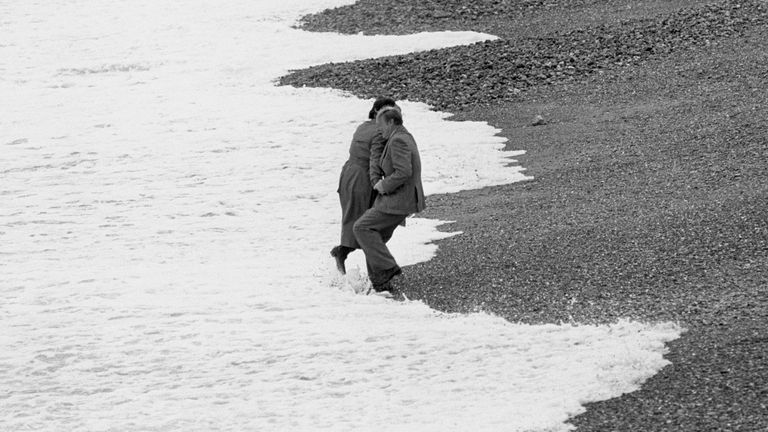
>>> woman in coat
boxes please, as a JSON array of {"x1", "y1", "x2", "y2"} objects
[{"x1": 330, "y1": 97, "x2": 397, "y2": 274}]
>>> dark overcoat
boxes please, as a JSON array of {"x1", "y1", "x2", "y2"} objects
[{"x1": 337, "y1": 120, "x2": 384, "y2": 248}]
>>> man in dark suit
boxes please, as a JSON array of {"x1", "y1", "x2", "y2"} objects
[{"x1": 353, "y1": 107, "x2": 426, "y2": 293}]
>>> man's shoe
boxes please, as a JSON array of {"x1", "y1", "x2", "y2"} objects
[
  {"x1": 371, "y1": 289, "x2": 394, "y2": 298},
  {"x1": 372, "y1": 280, "x2": 392, "y2": 293},
  {"x1": 377, "y1": 266, "x2": 402, "y2": 285},
  {"x1": 370, "y1": 280, "x2": 394, "y2": 297},
  {"x1": 370, "y1": 266, "x2": 402, "y2": 288}
]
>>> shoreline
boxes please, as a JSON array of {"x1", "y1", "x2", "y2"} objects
[{"x1": 282, "y1": 1, "x2": 768, "y2": 430}]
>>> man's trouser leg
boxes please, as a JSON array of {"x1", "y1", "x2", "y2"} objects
[{"x1": 353, "y1": 208, "x2": 406, "y2": 277}]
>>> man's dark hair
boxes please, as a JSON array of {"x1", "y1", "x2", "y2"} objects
[
  {"x1": 368, "y1": 97, "x2": 397, "y2": 119},
  {"x1": 377, "y1": 107, "x2": 403, "y2": 125}
]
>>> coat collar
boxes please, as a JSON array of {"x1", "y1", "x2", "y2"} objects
[{"x1": 384, "y1": 124, "x2": 407, "y2": 140}]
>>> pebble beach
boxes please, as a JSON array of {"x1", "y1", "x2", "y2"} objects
[
  {"x1": 283, "y1": 0, "x2": 768, "y2": 430},
  {"x1": 3, "y1": 1, "x2": 695, "y2": 430}
]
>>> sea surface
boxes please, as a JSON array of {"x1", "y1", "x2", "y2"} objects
[{"x1": 1, "y1": 1, "x2": 681, "y2": 430}]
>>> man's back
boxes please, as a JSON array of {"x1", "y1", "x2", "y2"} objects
[{"x1": 374, "y1": 125, "x2": 425, "y2": 215}]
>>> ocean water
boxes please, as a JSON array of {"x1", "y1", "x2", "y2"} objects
[{"x1": 1, "y1": 1, "x2": 682, "y2": 431}]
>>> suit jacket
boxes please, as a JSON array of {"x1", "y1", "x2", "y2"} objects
[{"x1": 373, "y1": 125, "x2": 426, "y2": 215}]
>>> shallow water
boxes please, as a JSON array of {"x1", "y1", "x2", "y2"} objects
[{"x1": 1, "y1": 1, "x2": 680, "y2": 430}]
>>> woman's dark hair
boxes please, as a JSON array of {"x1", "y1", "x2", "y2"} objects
[{"x1": 368, "y1": 97, "x2": 397, "y2": 119}]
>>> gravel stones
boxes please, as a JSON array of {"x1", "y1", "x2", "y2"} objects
[
  {"x1": 281, "y1": 0, "x2": 768, "y2": 112},
  {"x1": 299, "y1": 0, "x2": 641, "y2": 35}
]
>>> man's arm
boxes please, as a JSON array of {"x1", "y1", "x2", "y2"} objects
[
  {"x1": 378, "y1": 136, "x2": 412, "y2": 194},
  {"x1": 369, "y1": 134, "x2": 385, "y2": 186}
]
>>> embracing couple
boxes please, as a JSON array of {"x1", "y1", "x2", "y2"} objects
[{"x1": 330, "y1": 97, "x2": 426, "y2": 295}]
